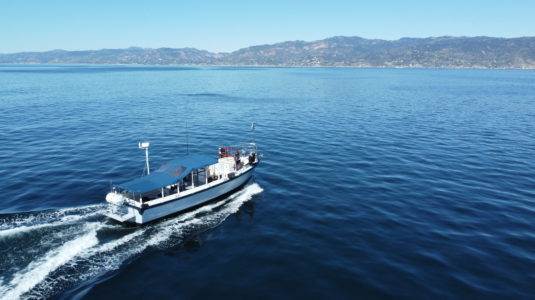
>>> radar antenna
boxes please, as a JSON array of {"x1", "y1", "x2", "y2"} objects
[{"x1": 138, "y1": 141, "x2": 150, "y2": 175}]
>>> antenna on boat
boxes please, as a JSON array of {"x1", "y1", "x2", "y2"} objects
[
  {"x1": 250, "y1": 122, "x2": 256, "y2": 144},
  {"x1": 186, "y1": 121, "x2": 189, "y2": 155},
  {"x1": 139, "y1": 141, "x2": 150, "y2": 175}
]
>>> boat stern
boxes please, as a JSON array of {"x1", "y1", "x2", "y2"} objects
[{"x1": 104, "y1": 192, "x2": 136, "y2": 223}]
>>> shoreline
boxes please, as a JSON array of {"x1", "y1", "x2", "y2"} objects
[{"x1": 1, "y1": 62, "x2": 535, "y2": 70}]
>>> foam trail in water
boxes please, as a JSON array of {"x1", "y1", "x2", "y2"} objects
[
  {"x1": 10, "y1": 184, "x2": 263, "y2": 299},
  {"x1": 0, "y1": 222, "x2": 102, "y2": 300},
  {"x1": 0, "y1": 204, "x2": 105, "y2": 229},
  {"x1": 0, "y1": 205, "x2": 106, "y2": 239}
]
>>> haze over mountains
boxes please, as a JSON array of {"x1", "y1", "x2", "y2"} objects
[{"x1": 1, "y1": 36, "x2": 535, "y2": 68}]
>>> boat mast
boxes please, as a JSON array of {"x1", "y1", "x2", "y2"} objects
[
  {"x1": 139, "y1": 141, "x2": 150, "y2": 175},
  {"x1": 251, "y1": 122, "x2": 256, "y2": 145},
  {"x1": 186, "y1": 121, "x2": 189, "y2": 155}
]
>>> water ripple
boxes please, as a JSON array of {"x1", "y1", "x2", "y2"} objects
[{"x1": 1, "y1": 66, "x2": 535, "y2": 298}]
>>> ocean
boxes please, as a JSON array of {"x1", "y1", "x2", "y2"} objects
[{"x1": 1, "y1": 65, "x2": 535, "y2": 299}]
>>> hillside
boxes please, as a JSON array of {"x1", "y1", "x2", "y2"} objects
[{"x1": 1, "y1": 36, "x2": 535, "y2": 68}]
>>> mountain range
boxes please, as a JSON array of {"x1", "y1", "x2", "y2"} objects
[{"x1": 1, "y1": 36, "x2": 535, "y2": 68}]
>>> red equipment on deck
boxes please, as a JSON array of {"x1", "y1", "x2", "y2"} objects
[{"x1": 218, "y1": 147, "x2": 239, "y2": 158}]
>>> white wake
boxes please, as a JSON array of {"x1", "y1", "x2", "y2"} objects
[
  {"x1": 0, "y1": 204, "x2": 106, "y2": 239},
  {"x1": 0, "y1": 183, "x2": 263, "y2": 299},
  {"x1": 0, "y1": 222, "x2": 102, "y2": 300}
]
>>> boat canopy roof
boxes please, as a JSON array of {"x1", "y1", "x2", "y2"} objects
[{"x1": 117, "y1": 154, "x2": 217, "y2": 193}]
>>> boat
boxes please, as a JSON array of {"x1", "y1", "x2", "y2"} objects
[{"x1": 104, "y1": 142, "x2": 259, "y2": 224}]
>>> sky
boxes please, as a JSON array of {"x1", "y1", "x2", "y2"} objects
[{"x1": 1, "y1": 0, "x2": 534, "y2": 54}]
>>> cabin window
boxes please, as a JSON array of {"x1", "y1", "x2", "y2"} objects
[
  {"x1": 192, "y1": 168, "x2": 208, "y2": 187},
  {"x1": 140, "y1": 188, "x2": 166, "y2": 202},
  {"x1": 183, "y1": 172, "x2": 193, "y2": 190}
]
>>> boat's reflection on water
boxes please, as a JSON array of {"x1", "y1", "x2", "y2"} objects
[{"x1": 143, "y1": 182, "x2": 261, "y2": 254}]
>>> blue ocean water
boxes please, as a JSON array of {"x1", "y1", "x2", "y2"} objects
[{"x1": 1, "y1": 64, "x2": 535, "y2": 299}]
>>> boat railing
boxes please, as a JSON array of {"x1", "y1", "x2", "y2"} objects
[{"x1": 220, "y1": 143, "x2": 257, "y2": 156}]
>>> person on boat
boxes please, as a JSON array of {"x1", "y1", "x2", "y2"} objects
[{"x1": 234, "y1": 152, "x2": 242, "y2": 170}]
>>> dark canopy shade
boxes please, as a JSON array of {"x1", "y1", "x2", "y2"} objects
[{"x1": 117, "y1": 154, "x2": 217, "y2": 193}]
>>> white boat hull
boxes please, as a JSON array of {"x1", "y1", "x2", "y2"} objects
[{"x1": 105, "y1": 166, "x2": 255, "y2": 224}]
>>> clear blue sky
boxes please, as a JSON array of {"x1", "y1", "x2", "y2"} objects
[{"x1": 1, "y1": 0, "x2": 534, "y2": 53}]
